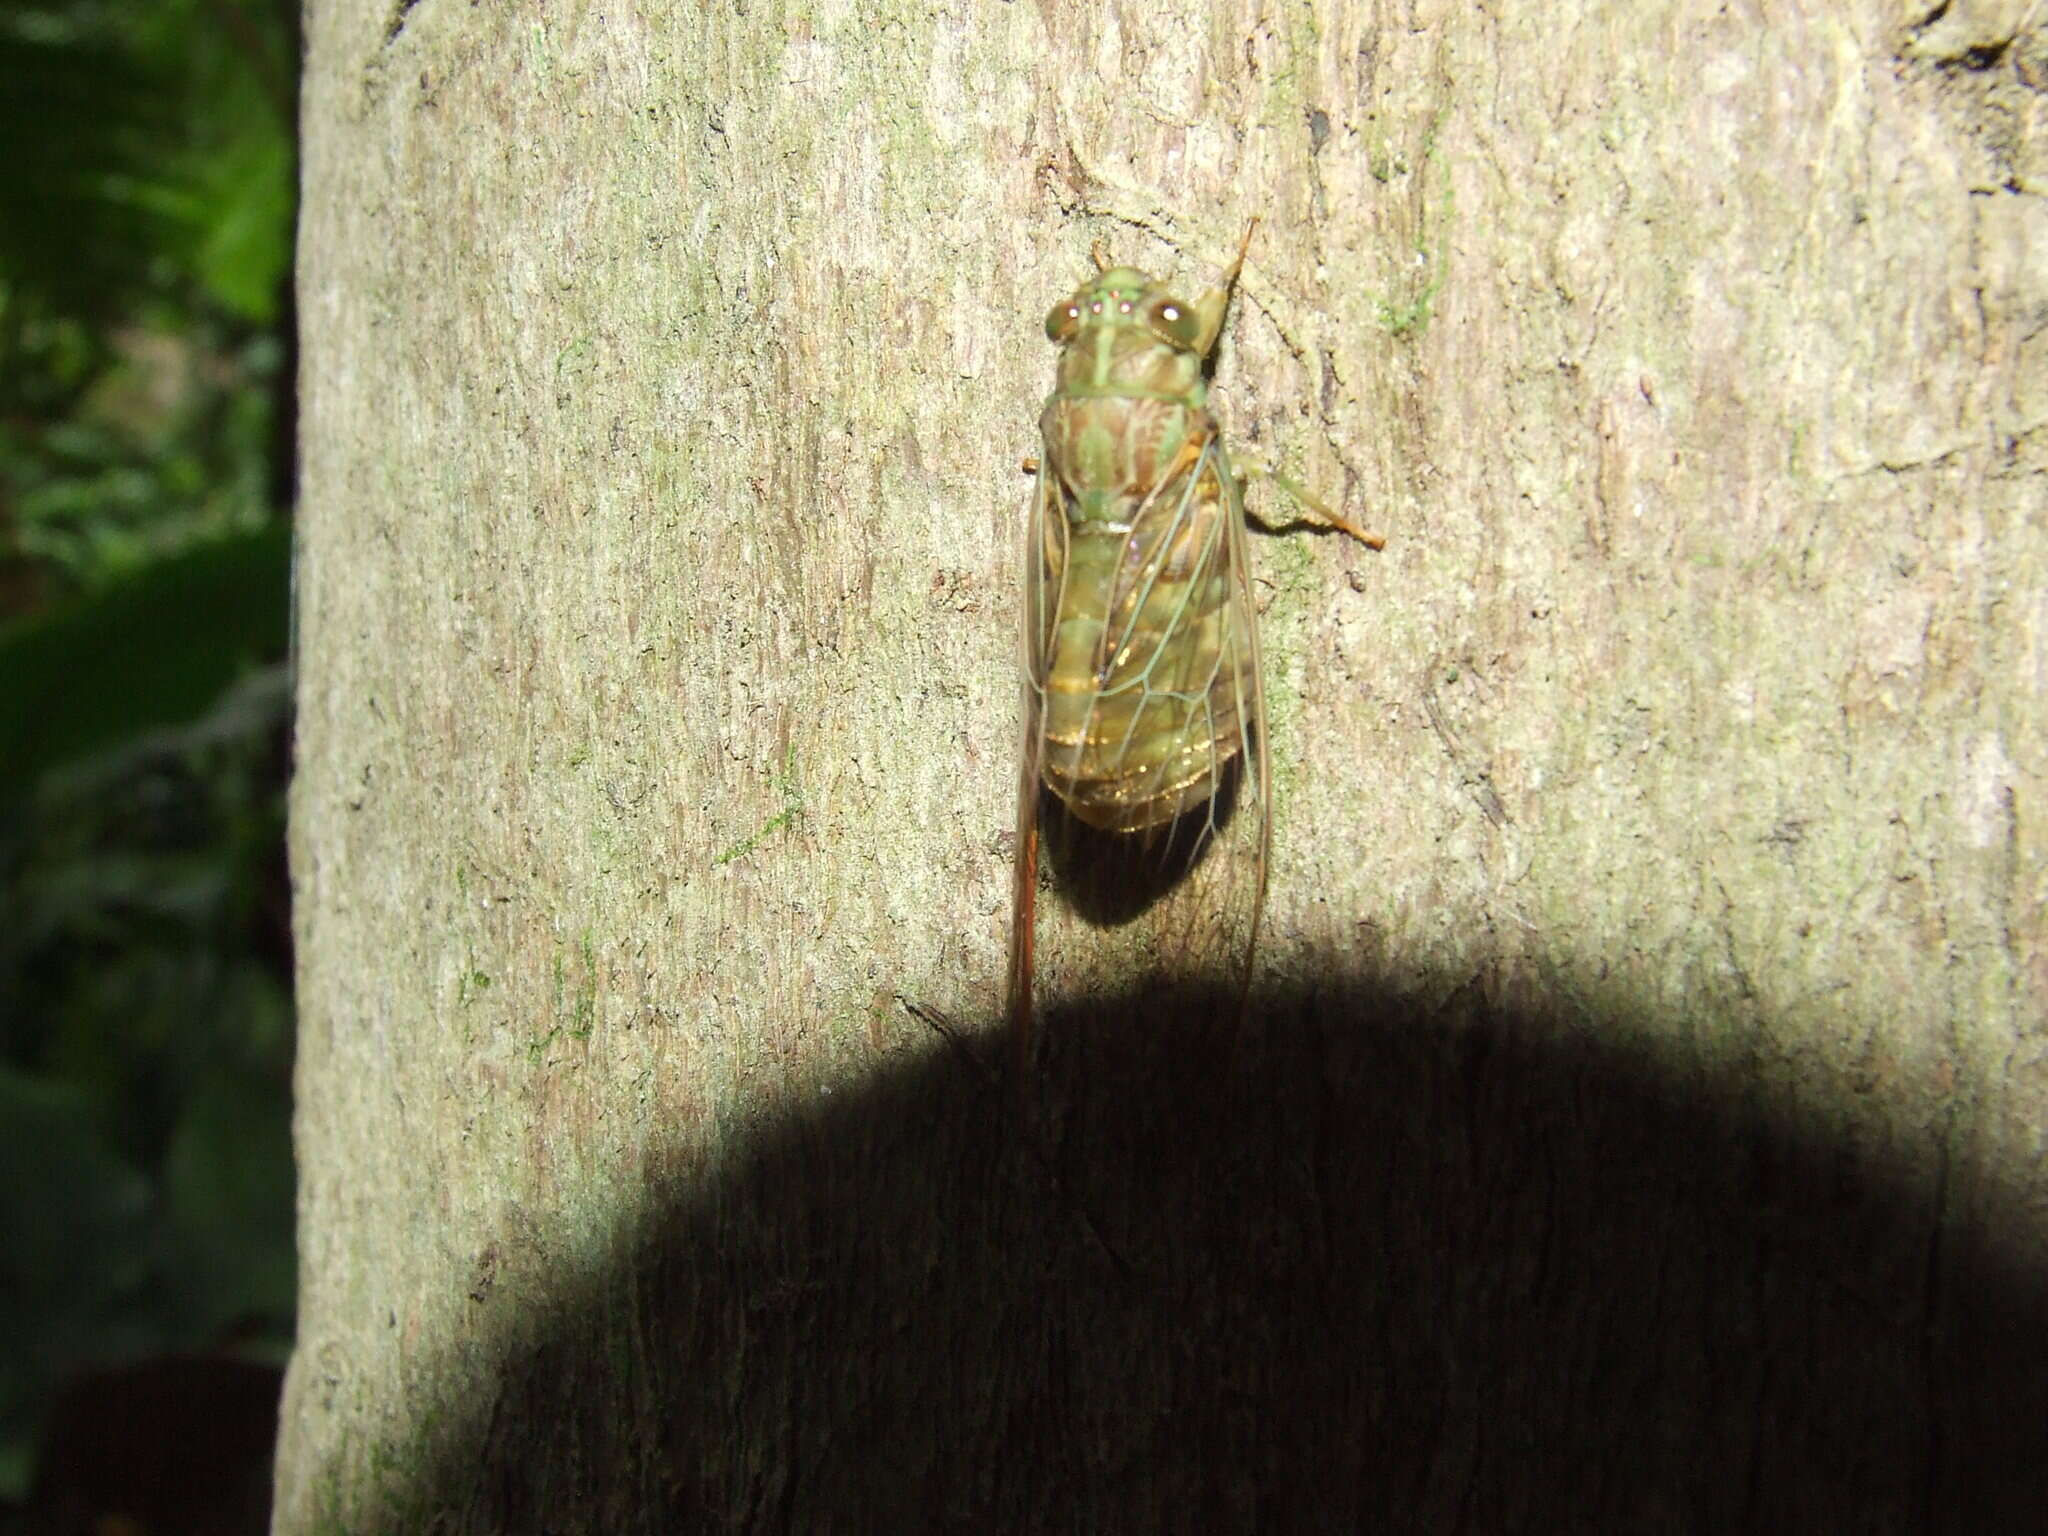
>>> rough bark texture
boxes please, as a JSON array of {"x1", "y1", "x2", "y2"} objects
[{"x1": 280, "y1": 0, "x2": 2046, "y2": 1528}]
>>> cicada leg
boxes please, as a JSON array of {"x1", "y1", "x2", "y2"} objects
[
  {"x1": 1007, "y1": 785, "x2": 1040, "y2": 1094},
  {"x1": 1189, "y1": 218, "x2": 1261, "y2": 353},
  {"x1": 1235, "y1": 460, "x2": 1387, "y2": 549}
]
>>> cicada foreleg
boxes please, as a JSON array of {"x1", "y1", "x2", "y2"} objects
[
  {"x1": 1234, "y1": 460, "x2": 1387, "y2": 550},
  {"x1": 1189, "y1": 217, "x2": 1262, "y2": 355}
]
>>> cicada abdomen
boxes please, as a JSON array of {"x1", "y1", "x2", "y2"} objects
[{"x1": 1007, "y1": 224, "x2": 1379, "y2": 1070}]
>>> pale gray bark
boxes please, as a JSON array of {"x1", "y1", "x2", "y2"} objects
[{"x1": 280, "y1": 0, "x2": 2046, "y2": 1528}]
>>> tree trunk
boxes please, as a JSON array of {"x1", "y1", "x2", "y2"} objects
[{"x1": 279, "y1": 0, "x2": 2047, "y2": 1527}]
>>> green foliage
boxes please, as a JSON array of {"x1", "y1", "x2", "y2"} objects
[
  {"x1": 1, "y1": 0, "x2": 295, "y2": 604},
  {"x1": 0, "y1": 1066, "x2": 151, "y2": 1417},
  {"x1": 0, "y1": 13, "x2": 177, "y2": 322},
  {"x1": 0, "y1": 522, "x2": 290, "y2": 790},
  {"x1": 0, "y1": 0, "x2": 298, "y2": 1504},
  {"x1": 0, "y1": 670, "x2": 295, "y2": 1495},
  {"x1": 0, "y1": 317, "x2": 286, "y2": 590},
  {"x1": 0, "y1": 1, "x2": 294, "y2": 325}
]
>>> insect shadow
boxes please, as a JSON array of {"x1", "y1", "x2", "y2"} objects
[{"x1": 1036, "y1": 755, "x2": 1247, "y2": 929}]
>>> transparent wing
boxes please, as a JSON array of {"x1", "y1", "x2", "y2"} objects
[
  {"x1": 1005, "y1": 455, "x2": 1065, "y2": 1070},
  {"x1": 1007, "y1": 435, "x2": 1270, "y2": 1071},
  {"x1": 1106, "y1": 437, "x2": 1270, "y2": 1016}
]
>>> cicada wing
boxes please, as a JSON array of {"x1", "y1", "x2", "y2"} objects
[
  {"x1": 1006, "y1": 456, "x2": 1068, "y2": 1071},
  {"x1": 1021, "y1": 434, "x2": 1271, "y2": 1042},
  {"x1": 1106, "y1": 436, "x2": 1270, "y2": 1025}
]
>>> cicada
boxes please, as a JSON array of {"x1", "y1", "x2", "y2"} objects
[{"x1": 1007, "y1": 222, "x2": 1380, "y2": 1069}]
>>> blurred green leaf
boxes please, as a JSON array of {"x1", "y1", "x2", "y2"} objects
[
  {"x1": 162, "y1": 1060, "x2": 295, "y2": 1332},
  {"x1": 0, "y1": 521, "x2": 289, "y2": 793},
  {"x1": 0, "y1": 3, "x2": 294, "y2": 321},
  {"x1": 0, "y1": 1064, "x2": 153, "y2": 1489},
  {"x1": 0, "y1": 15, "x2": 181, "y2": 318},
  {"x1": 191, "y1": 124, "x2": 293, "y2": 321},
  {"x1": 0, "y1": 1064, "x2": 152, "y2": 1311}
]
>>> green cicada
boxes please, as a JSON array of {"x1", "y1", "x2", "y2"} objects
[{"x1": 1008, "y1": 222, "x2": 1381, "y2": 1063}]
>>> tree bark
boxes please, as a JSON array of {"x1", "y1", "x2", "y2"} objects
[{"x1": 279, "y1": 0, "x2": 2047, "y2": 1528}]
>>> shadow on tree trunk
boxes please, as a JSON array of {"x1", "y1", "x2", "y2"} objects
[{"x1": 325, "y1": 965, "x2": 2044, "y2": 1532}]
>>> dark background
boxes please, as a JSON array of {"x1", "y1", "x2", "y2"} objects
[{"x1": 1, "y1": 3, "x2": 298, "y2": 1529}]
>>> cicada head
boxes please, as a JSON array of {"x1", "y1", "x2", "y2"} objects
[
  {"x1": 1045, "y1": 267, "x2": 1203, "y2": 348},
  {"x1": 1043, "y1": 264, "x2": 1216, "y2": 404}
]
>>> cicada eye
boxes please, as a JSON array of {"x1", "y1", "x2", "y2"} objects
[
  {"x1": 1044, "y1": 300, "x2": 1083, "y2": 343},
  {"x1": 1144, "y1": 295, "x2": 1201, "y2": 348}
]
